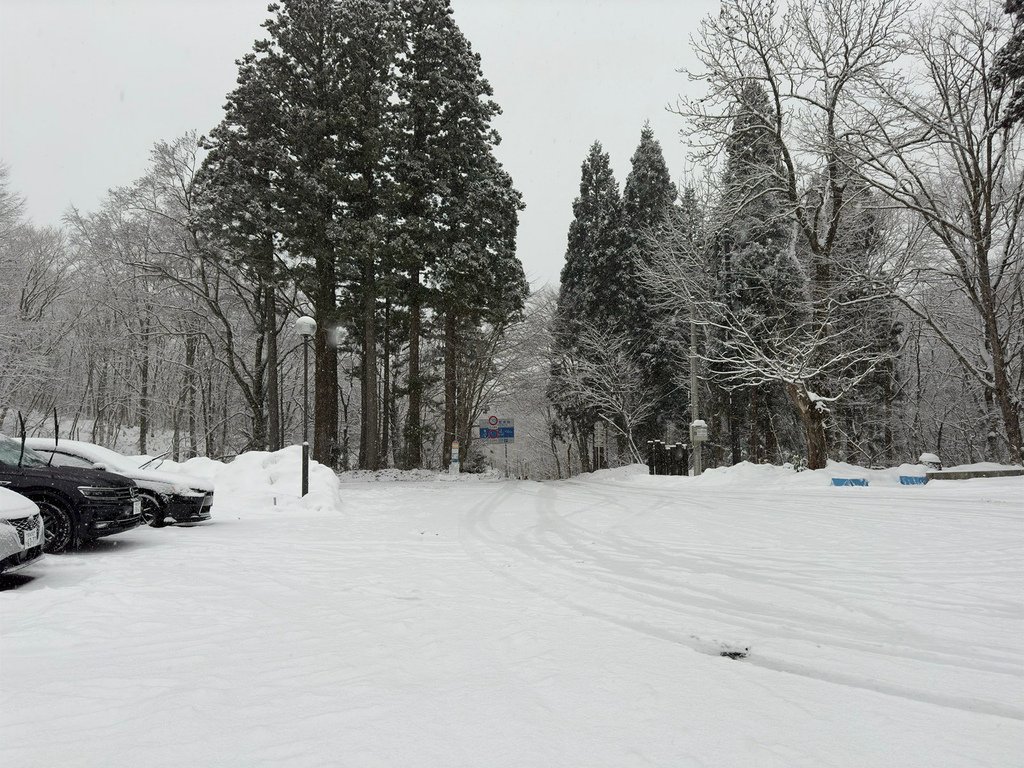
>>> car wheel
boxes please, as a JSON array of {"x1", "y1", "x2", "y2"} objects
[
  {"x1": 140, "y1": 493, "x2": 167, "y2": 528},
  {"x1": 37, "y1": 498, "x2": 75, "y2": 553}
]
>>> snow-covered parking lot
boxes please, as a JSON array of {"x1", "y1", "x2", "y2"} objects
[{"x1": 2, "y1": 451, "x2": 1022, "y2": 767}]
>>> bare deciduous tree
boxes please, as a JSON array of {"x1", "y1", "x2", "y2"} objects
[
  {"x1": 552, "y1": 326, "x2": 659, "y2": 464},
  {"x1": 847, "y1": 0, "x2": 1024, "y2": 462}
]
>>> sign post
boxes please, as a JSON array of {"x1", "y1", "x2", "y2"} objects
[
  {"x1": 449, "y1": 440, "x2": 460, "y2": 475},
  {"x1": 689, "y1": 419, "x2": 708, "y2": 476},
  {"x1": 476, "y1": 416, "x2": 515, "y2": 476}
]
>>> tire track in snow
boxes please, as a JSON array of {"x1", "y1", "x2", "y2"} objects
[{"x1": 458, "y1": 479, "x2": 1024, "y2": 722}]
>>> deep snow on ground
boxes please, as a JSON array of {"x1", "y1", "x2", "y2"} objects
[{"x1": 1, "y1": 455, "x2": 1022, "y2": 767}]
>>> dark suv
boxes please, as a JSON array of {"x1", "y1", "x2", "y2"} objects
[{"x1": 0, "y1": 435, "x2": 143, "y2": 553}]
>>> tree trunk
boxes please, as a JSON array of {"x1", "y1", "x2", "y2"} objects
[
  {"x1": 265, "y1": 282, "x2": 280, "y2": 452},
  {"x1": 340, "y1": 375, "x2": 351, "y2": 472},
  {"x1": 314, "y1": 243, "x2": 339, "y2": 466},
  {"x1": 547, "y1": 409, "x2": 562, "y2": 479},
  {"x1": 728, "y1": 391, "x2": 742, "y2": 466},
  {"x1": 250, "y1": 311, "x2": 267, "y2": 451},
  {"x1": 360, "y1": 259, "x2": 379, "y2": 470},
  {"x1": 171, "y1": 400, "x2": 181, "y2": 462},
  {"x1": 381, "y1": 301, "x2": 391, "y2": 468},
  {"x1": 138, "y1": 315, "x2": 150, "y2": 454},
  {"x1": 186, "y1": 335, "x2": 198, "y2": 458},
  {"x1": 406, "y1": 268, "x2": 422, "y2": 468},
  {"x1": 786, "y1": 382, "x2": 828, "y2": 470},
  {"x1": 314, "y1": 324, "x2": 338, "y2": 466},
  {"x1": 201, "y1": 377, "x2": 212, "y2": 456},
  {"x1": 92, "y1": 361, "x2": 107, "y2": 444},
  {"x1": 576, "y1": 424, "x2": 592, "y2": 474},
  {"x1": 221, "y1": 385, "x2": 229, "y2": 457},
  {"x1": 748, "y1": 386, "x2": 761, "y2": 463},
  {"x1": 442, "y1": 310, "x2": 457, "y2": 470},
  {"x1": 982, "y1": 309, "x2": 1023, "y2": 464}
]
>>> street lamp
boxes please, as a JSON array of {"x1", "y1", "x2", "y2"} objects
[{"x1": 295, "y1": 315, "x2": 316, "y2": 496}]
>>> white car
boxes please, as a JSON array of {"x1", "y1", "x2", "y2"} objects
[
  {"x1": 0, "y1": 487, "x2": 44, "y2": 574},
  {"x1": 25, "y1": 439, "x2": 214, "y2": 528}
]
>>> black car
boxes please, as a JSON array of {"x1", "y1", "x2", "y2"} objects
[{"x1": 0, "y1": 435, "x2": 143, "y2": 553}]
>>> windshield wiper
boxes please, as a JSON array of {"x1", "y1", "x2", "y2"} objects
[
  {"x1": 17, "y1": 412, "x2": 26, "y2": 468},
  {"x1": 138, "y1": 451, "x2": 169, "y2": 470},
  {"x1": 47, "y1": 408, "x2": 59, "y2": 466}
]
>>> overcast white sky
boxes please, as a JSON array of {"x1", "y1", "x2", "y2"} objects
[{"x1": 0, "y1": 0, "x2": 718, "y2": 288}]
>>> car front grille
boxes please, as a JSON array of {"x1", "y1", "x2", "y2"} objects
[{"x1": 6, "y1": 513, "x2": 42, "y2": 534}]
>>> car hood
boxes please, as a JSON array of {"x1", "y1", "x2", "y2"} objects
[
  {"x1": 2, "y1": 464, "x2": 134, "y2": 487},
  {"x1": 0, "y1": 487, "x2": 39, "y2": 520}
]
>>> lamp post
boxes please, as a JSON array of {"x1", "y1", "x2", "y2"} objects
[{"x1": 295, "y1": 315, "x2": 316, "y2": 496}]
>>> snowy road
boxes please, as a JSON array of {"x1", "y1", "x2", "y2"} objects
[{"x1": 2, "y1": 463, "x2": 1022, "y2": 767}]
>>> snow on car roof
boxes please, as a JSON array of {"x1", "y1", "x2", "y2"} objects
[{"x1": 24, "y1": 438, "x2": 135, "y2": 472}]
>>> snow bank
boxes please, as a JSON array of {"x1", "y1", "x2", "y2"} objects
[
  {"x1": 134, "y1": 446, "x2": 343, "y2": 515},
  {"x1": 693, "y1": 460, "x2": 931, "y2": 488},
  {"x1": 583, "y1": 460, "x2": 1023, "y2": 489}
]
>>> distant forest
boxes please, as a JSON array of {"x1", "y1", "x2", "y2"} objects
[{"x1": 2, "y1": 0, "x2": 1022, "y2": 476}]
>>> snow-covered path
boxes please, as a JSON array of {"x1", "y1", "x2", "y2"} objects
[{"x1": 2, "y1": 467, "x2": 1022, "y2": 767}]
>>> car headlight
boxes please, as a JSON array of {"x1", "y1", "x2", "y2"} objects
[
  {"x1": 78, "y1": 486, "x2": 116, "y2": 499},
  {"x1": 171, "y1": 484, "x2": 202, "y2": 496}
]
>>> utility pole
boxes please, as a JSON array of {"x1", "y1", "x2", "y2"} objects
[{"x1": 689, "y1": 309, "x2": 704, "y2": 476}]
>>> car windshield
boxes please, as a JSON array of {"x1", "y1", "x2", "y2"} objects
[
  {"x1": 0, "y1": 436, "x2": 49, "y2": 468},
  {"x1": 60, "y1": 442, "x2": 134, "y2": 472}
]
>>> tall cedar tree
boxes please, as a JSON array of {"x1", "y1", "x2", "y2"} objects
[
  {"x1": 194, "y1": 56, "x2": 287, "y2": 451},
  {"x1": 551, "y1": 142, "x2": 628, "y2": 468},
  {"x1": 434, "y1": 150, "x2": 528, "y2": 467},
  {"x1": 200, "y1": 0, "x2": 517, "y2": 468},
  {"x1": 621, "y1": 123, "x2": 679, "y2": 442},
  {"x1": 202, "y1": 0, "x2": 398, "y2": 466},
  {"x1": 394, "y1": 0, "x2": 502, "y2": 468}
]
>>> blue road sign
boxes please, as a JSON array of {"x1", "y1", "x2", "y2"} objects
[{"x1": 477, "y1": 417, "x2": 514, "y2": 444}]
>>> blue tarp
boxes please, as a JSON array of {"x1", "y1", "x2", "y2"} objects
[
  {"x1": 899, "y1": 476, "x2": 929, "y2": 485},
  {"x1": 831, "y1": 478, "x2": 869, "y2": 487}
]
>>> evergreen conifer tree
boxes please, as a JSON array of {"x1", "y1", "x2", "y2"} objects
[
  {"x1": 198, "y1": 0, "x2": 401, "y2": 467},
  {"x1": 622, "y1": 124, "x2": 679, "y2": 442},
  {"x1": 434, "y1": 151, "x2": 528, "y2": 466},
  {"x1": 199, "y1": 0, "x2": 519, "y2": 469},
  {"x1": 993, "y1": 1, "x2": 1024, "y2": 125},
  {"x1": 826, "y1": 190, "x2": 903, "y2": 464},
  {"x1": 194, "y1": 55, "x2": 289, "y2": 452},
  {"x1": 551, "y1": 142, "x2": 628, "y2": 467},
  {"x1": 393, "y1": 0, "x2": 502, "y2": 468},
  {"x1": 710, "y1": 81, "x2": 803, "y2": 464},
  {"x1": 555, "y1": 142, "x2": 628, "y2": 335}
]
